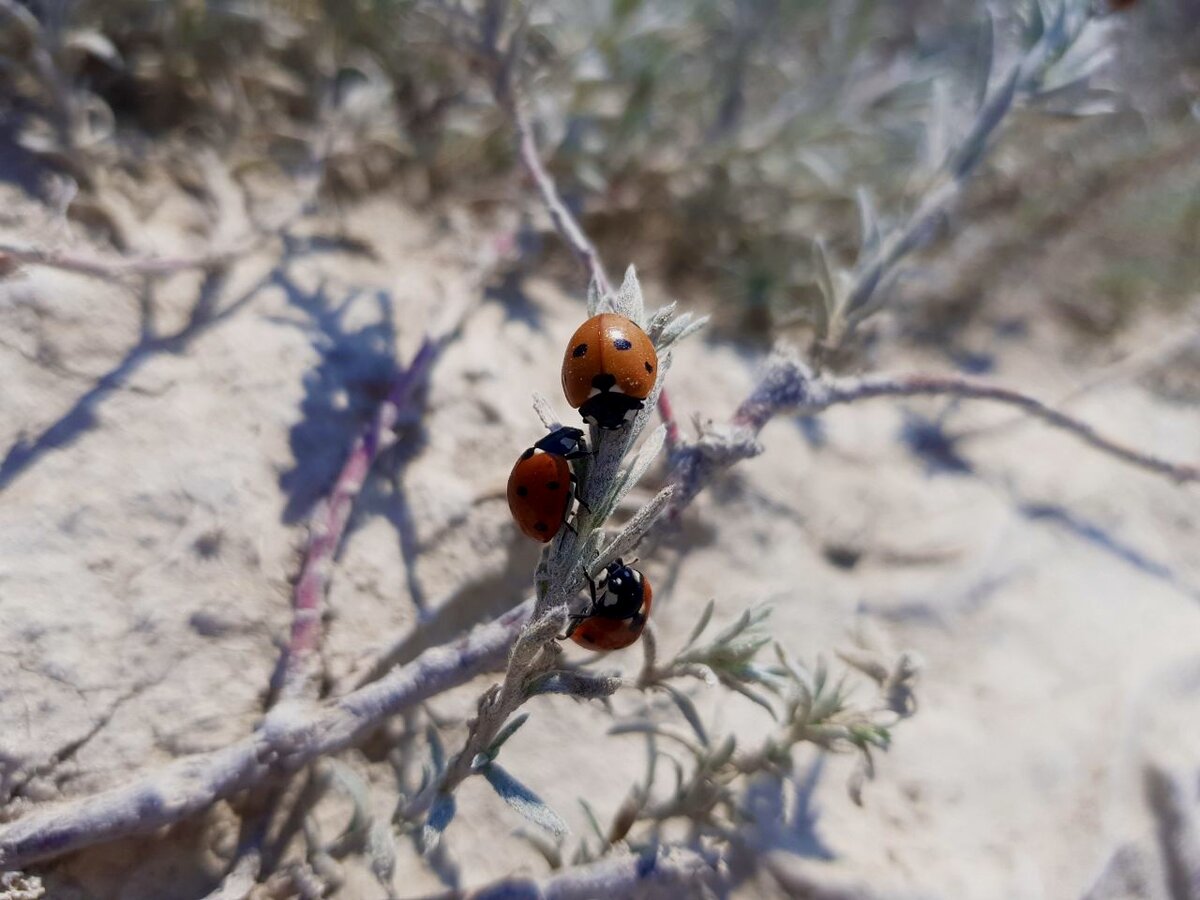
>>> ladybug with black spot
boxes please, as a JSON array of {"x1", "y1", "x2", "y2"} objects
[
  {"x1": 565, "y1": 558, "x2": 653, "y2": 651},
  {"x1": 507, "y1": 426, "x2": 588, "y2": 542},
  {"x1": 562, "y1": 314, "x2": 658, "y2": 429}
]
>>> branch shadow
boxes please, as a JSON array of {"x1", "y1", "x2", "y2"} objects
[
  {"x1": 0, "y1": 228, "x2": 376, "y2": 495},
  {"x1": 271, "y1": 276, "x2": 399, "y2": 525},
  {"x1": 0, "y1": 265, "x2": 264, "y2": 492}
]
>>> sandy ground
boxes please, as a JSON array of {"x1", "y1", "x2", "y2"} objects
[{"x1": 1, "y1": 158, "x2": 1199, "y2": 900}]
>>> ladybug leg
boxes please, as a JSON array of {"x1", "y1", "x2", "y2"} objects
[
  {"x1": 559, "y1": 613, "x2": 587, "y2": 641},
  {"x1": 571, "y1": 474, "x2": 592, "y2": 513}
]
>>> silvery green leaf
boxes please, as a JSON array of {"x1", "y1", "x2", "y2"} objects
[
  {"x1": 646, "y1": 302, "x2": 679, "y2": 342},
  {"x1": 1025, "y1": 0, "x2": 1046, "y2": 44},
  {"x1": 656, "y1": 313, "x2": 709, "y2": 353},
  {"x1": 812, "y1": 237, "x2": 840, "y2": 320},
  {"x1": 796, "y1": 148, "x2": 841, "y2": 189},
  {"x1": 426, "y1": 724, "x2": 445, "y2": 775},
  {"x1": 773, "y1": 643, "x2": 809, "y2": 686},
  {"x1": 926, "y1": 79, "x2": 952, "y2": 172},
  {"x1": 579, "y1": 798, "x2": 607, "y2": 845},
  {"x1": 680, "y1": 599, "x2": 715, "y2": 652},
  {"x1": 604, "y1": 424, "x2": 665, "y2": 517},
  {"x1": 712, "y1": 605, "x2": 770, "y2": 647},
  {"x1": 950, "y1": 65, "x2": 1019, "y2": 179},
  {"x1": 661, "y1": 684, "x2": 709, "y2": 746},
  {"x1": 366, "y1": 819, "x2": 398, "y2": 891},
  {"x1": 709, "y1": 734, "x2": 737, "y2": 769},
  {"x1": 609, "y1": 721, "x2": 704, "y2": 757},
  {"x1": 612, "y1": 265, "x2": 645, "y2": 325},
  {"x1": 515, "y1": 828, "x2": 564, "y2": 869},
  {"x1": 65, "y1": 30, "x2": 123, "y2": 67},
  {"x1": 586, "y1": 276, "x2": 605, "y2": 316},
  {"x1": 594, "y1": 485, "x2": 674, "y2": 570},
  {"x1": 485, "y1": 712, "x2": 530, "y2": 760},
  {"x1": 422, "y1": 793, "x2": 456, "y2": 852},
  {"x1": 527, "y1": 670, "x2": 622, "y2": 699},
  {"x1": 480, "y1": 762, "x2": 569, "y2": 837},
  {"x1": 974, "y1": 11, "x2": 994, "y2": 110},
  {"x1": 327, "y1": 759, "x2": 373, "y2": 842},
  {"x1": 855, "y1": 187, "x2": 881, "y2": 263},
  {"x1": 724, "y1": 677, "x2": 778, "y2": 719},
  {"x1": 533, "y1": 392, "x2": 560, "y2": 429}
]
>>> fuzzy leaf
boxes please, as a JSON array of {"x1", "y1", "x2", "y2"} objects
[
  {"x1": 656, "y1": 313, "x2": 709, "y2": 353},
  {"x1": 812, "y1": 237, "x2": 840, "y2": 320},
  {"x1": 974, "y1": 10, "x2": 995, "y2": 110},
  {"x1": 606, "y1": 424, "x2": 666, "y2": 515},
  {"x1": 579, "y1": 798, "x2": 607, "y2": 845},
  {"x1": 427, "y1": 724, "x2": 445, "y2": 775},
  {"x1": 680, "y1": 599, "x2": 715, "y2": 652},
  {"x1": 951, "y1": 64, "x2": 1019, "y2": 179},
  {"x1": 586, "y1": 276, "x2": 605, "y2": 316},
  {"x1": 855, "y1": 188, "x2": 881, "y2": 263},
  {"x1": 485, "y1": 712, "x2": 530, "y2": 760},
  {"x1": 594, "y1": 485, "x2": 674, "y2": 569},
  {"x1": 422, "y1": 793, "x2": 456, "y2": 851},
  {"x1": 532, "y1": 392, "x2": 560, "y2": 429},
  {"x1": 645, "y1": 302, "x2": 679, "y2": 342},
  {"x1": 65, "y1": 30, "x2": 123, "y2": 67},
  {"x1": 612, "y1": 265, "x2": 645, "y2": 325},
  {"x1": 480, "y1": 762, "x2": 569, "y2": 837},
  {"x1": 661, "y1": 684, "x2": 709, "y2": 746},
  {"x1": 527, "y1": 670, "x2": 622, "y2": 699}
]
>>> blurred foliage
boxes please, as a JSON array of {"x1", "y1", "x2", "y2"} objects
[{"x1": 1, "y1": 0, "x2": 1197, "y2": 335}]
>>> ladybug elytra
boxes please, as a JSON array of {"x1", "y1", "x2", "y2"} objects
[
  {"x1": 507, "y1": 426, "x2": 588, "y2": 542},
  {"x1": 565, "y1": 558, "x2": 652, "y2": 651},
  {"x1": 561, "y1": 313, "x2": 658, "y2": 430}
]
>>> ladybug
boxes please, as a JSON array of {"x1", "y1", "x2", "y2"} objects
[
  {"x1": 561, "y1": 314, "x2": 658, "y2": 430},
  {"x1": 507, "y1": 426, "x2": 588, "y2": 542},
  {"x1": 565, "y1": 559, "x2": 653, "y2": 651}
]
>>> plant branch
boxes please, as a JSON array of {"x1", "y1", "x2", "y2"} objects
[
  {"x1": 0, "y1": 600, "x2": 529, "y2": 871},
  {"x1": 669, "y1": 348, "x2": 1199, "y2": 517},
  {"x1": 459, "y1": 845, "x2": 724, "y2": 900}
]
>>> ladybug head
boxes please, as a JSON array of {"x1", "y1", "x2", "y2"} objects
[{"x1": 604, "y1": 558, "x2": 641, "y2": 598}]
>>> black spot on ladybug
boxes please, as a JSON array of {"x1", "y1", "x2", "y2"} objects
[
  {"x1": 534, "y1": 522, "x2": 549, "y2": 532},
  {"x1": 572, "y1": 343, "x2": 588, "y2": 358},
  {"x1": 644, "y1": 361, "x2": 653, "y2": 373},
  {"x1": 516, "y1": 486, "x2": 529, "y2": 497},
  {"x1": 591, "y1": 373, "x2": 616, "y2": 391},
  {"x1": 613, "y1": 338, "x2": 633, "y2": 351},
  {"x1": 521, "y1": 448, "x2": 534, "y2": 460},
  {"x1": 546, "y1": 481, "x2": 560, "y2": 491}
]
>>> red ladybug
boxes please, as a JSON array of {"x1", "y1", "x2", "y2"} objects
[
  {"x1": 565, "y1": 559, "x2": 653, "y2": 651},
  {"x1": 507, "y1": 427, "x2": 588, "y2": 542},
  {"x1": 561, "y1": 314, "x2": 658, "y2": 429}
]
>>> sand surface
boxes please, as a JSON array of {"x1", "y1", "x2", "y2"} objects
[{"x1": 1, "y1": 166, "x2": 1199, "y2": 899}]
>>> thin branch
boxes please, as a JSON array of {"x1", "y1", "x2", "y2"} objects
[
  {"x1": 458, "y1": 845, "x2": 724, "y2": 900},
  {"x1": 474, "y1": 11, "x2": 683, "y2": 451},
  {"x1": 0, "y1": 601, "x2": 530, "y2": 870},
  {"x1": 669, "y1": 348, "x2": 1198, "y2": 517},
  {"x1": 813, "y1": 372, "x2": 1200, "y2": 484}
]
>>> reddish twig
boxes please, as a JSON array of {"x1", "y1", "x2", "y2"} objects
[{"x1": 278, "y1": 338, "x2": 442, "y2": 701}]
